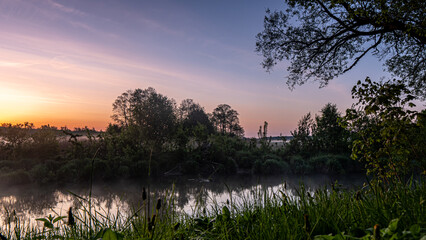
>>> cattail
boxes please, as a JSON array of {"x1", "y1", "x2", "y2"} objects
[
  {"x1": 156, "y1": 199, "x2": 162, "y2": 210},
  {"x1": 226, "y1": 199, "x2": 230, "y2": 205},
  {"x1": 304, "y1": 214, "x2": 310, "y2": 233},
  {"x1": 142, "y1": 187, "x2": 147, "y2": 201},
  {"x1": 68, "y1": 207, "x2": 75, "y2": 226},
  {"x1": 148, "y1": 214, "x2": 156, "y2": 232},
  {"x1": 373, "y1": 224, "x2": 380, "y2": 239}
]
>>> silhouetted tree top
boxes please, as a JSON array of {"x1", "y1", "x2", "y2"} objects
[
  {"x1": 211, "y1": 104, "x2": 244, "y2": 137},
  {"x1": 256, "y1": 0, "x2": 426, "y2": 96},
  {"x1": 111, "y1": 87, "x2": 177, "y2": 149}
]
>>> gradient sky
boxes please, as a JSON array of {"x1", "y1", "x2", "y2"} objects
[{"x1": 0, "y1": 0, "x2": 390, "y2": 137}]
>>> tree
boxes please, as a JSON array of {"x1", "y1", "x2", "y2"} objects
[
  {"x1": 288, "y1": 113, "x2": 314, "y2": 156},
  {"x1": 0, "y1": 122, "x2": 33, "y2": 159},
  {"x1": 111, "y1": 87, "x2": 177, "y2": 150},
  {"x1": 341, "y1": 78, "x2": 425, "y2": 183},
  {"x1": 211, "y1": 104, "x2": 244, "y2": 136},
  {"x1": 178, "y1": 99, "x2": 214, "y2": 134},
  {"x1": 111, "y1": 90, "x2": 132, "y2": 127},
  {"x1": 31, "y1": 124, "x2": 59, "y2": 158},
  {"x1": 256, "y1": 0, "x2": 426, "y2": 96},
  {"x1": 176, "y1": 99, "x2": 214, "y2": 150},
  {"x1": 312, "y1": 103, "x2": 349, "y2": 153},
  {"x1": 178, "y1": 99, "x2": 203, "y2": 121},
  {"x1": 258, "y1": 121, "x2": 272, "y2": 150},
  {"x1": 0, "y1": 122, "x2": 33, "y2": 149}
]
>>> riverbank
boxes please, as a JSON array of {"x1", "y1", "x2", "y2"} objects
[{"x1": 1, "y1": 177, "x2": 424, "y2": 239}]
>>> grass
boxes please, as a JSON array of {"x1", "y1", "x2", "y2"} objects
[{"x1": 0, "y1": 178, "x2": 424, "y2": 239}]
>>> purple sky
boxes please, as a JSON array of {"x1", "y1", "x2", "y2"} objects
[{"x1": 0, "y1": 0, "x2": 389, "y2": 137}]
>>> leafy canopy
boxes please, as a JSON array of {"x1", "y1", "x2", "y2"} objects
[
  {"x1": 341, "y1": 78, "x2": 426, "y2": 183},
  {"x1": 211, "y1": 104, "x2": 244, "y2": 137},
  {"x1": 256, "y1": 0, "x2": 426, "y2": 96}
]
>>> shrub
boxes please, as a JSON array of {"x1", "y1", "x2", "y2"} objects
[
  {"x1": 261, "y1": 159, "x2": 290, "y2": 174},
  {"x1": 309, "y1": 154, "x2": 353, "y2": 174},
  {"x1": 30, "y1": 164, "x2": 50, "y2": 184},
  {"x1": 261, "y1": 153, "x2": 281, "y2": 161},
  {"x1": 309, "y1": 154, "x2": 328, "y2": 172},
  {"x1": 252, "y1": 159, "x2": 263, "y2": 174},
  {"x1": 235, "y1": 150, "x2": 256, "y2": 169},
  {"x1": 0, "y1": 169, "x2": 31, "y2": 185},
  {"x1": 220, "y1": 157, "x2": 237, "y2": 174},
  {"x1": 290, "y1": 155, "x2": 313, "y2": 174},
  {"x1": 57, "y1": 161, "x2": 78, "y2": 183}
]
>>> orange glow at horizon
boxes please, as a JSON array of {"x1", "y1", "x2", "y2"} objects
[{"x1": 0, "y1": 0, "x2": 369, "y2": 137}]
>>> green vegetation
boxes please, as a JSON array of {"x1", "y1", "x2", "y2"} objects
[
  {"x1": 1, "y1": 83, "x2": 424, "y2": 185},
  {"x1": 1, "y1": 179, "x2": 424, "y2": 239},
  {"x1": 0, "y1": 88, "x2": 366, "y2": 186},
  {"x1": 0, "y1": 1, "x2": 425, "y2": 239}
]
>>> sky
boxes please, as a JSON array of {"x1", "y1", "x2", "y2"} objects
[{"x1": 0, "y1": 0, "x2": 390, "y2": 137}]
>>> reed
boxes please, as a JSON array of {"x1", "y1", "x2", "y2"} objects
[{"x1": 0, "y1": 178, "x2": 424, "y2": 239}]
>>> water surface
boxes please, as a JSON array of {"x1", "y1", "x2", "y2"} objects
[{"x1": 0, "y1": 174, "x2": 364, "y2": 227}]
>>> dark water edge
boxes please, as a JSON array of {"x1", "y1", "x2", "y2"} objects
[{"x1": 0, "y1": 173, "x2": 365, "y2": 226}]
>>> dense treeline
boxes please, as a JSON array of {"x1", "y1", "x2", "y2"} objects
[{"x1": 0, "y1": 80, "x2": 424, "y2": 186}]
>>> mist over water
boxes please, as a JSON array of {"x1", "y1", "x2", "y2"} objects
[{"x1": 0, "y1": 174, "x2": 364, "y2": 228}]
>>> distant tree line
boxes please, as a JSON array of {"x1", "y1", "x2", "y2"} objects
[{"x1": 0, "y1": 83, "x2": 424, "y2": 186}]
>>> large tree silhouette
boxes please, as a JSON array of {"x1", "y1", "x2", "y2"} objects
[
  {"x1": 211, "y1": 104, "x2": 244, "y2": 136},
  {"x1": 256, "y1": 0, "x2": 426, "y2": 96}
]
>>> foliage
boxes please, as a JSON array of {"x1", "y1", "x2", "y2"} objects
[
  {"x1": 1, "y1": 175, "x2": 425, "y2": 239},
  {"x1": 0, "y1": 122, "x2": 33, "y2": 159},
  {"x1": 258, "y1": 121, "x2": 272, "y2": 151},
  {"x1": 290, "y1": 155, "x2": 313, "y2": 174},
  {"x1": 0, "y1": 95, "x2": 375, "y2": 185},
  {"x1": 30, "y1": 124, "x2": 60, "y2": 159},
  {"x1": 288, "y1": 113, "x2": 315, "y2": 157},
  {"x1": 316, "y1": 218, "x2": 426, "y2": 240},
  {"x1": 111, "y1": 87, "x2": 177, "y2": 151},
  {"x1": 211, "y1": 104, "x2": 244, "y2": 136},
  {"x1": 313, "y1": 103, "x2": 349, "y2": 154},
  {"x1": 341, "y1": 78, "x2": 425, "y2": 183},
  {"x1": 177, "y1": 99, "x2": 214, "y2": 150},
  {"x1": 256, "y1": 0, "x2": 426, "y2": 96}
]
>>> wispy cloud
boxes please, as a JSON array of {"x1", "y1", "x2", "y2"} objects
[
  {"x1": 45, "y1": 0, "x2": 86, "y2": 16},
  {"x1": 0, "y1": 61, "x2": 33, "y2": 68}
]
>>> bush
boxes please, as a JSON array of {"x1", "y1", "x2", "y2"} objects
[
  {"x1": 309, "y1": 155, "x2": 328, "y2": 172},
  {"x1": 290, "y1": 155, "x2": 313, "y2": 174},
  {"x1": 309, "y1": 154, "x2": 352, "y2": 174},
  {"x1": 57, "y1": 161, "x2": 78, "y2": 183},
  {"x1": 326, "y1": 157, "x2": 344, "y2": 174},
  {"x1": 252, "y1": 159, "x2": 263, "y2": 174},
  {"x1": 220, "y1": 157, "x2": 237, "y2": 174},
  {"x1": 235, "y1": 150, "x2": 256, "y2": 169},
  {"x1": 30, "y1": 164, "x2": 50, "y2": 184},
  {"x1": 0, "y1": 169, "x2": 31, "y2": 185},
  {"x1": 261, "y1": 159, "x2": 290, "y2": 174},
  {"x1": 262, "y1": 153, "x2": 281, "y2": 161}
]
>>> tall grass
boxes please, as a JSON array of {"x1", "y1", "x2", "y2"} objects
[{"x1": 0, "y1": 178, "x2": 424, "y2": 239}]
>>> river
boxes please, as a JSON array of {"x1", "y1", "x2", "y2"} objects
[{"x1": 0, "y1": 174, "x2": 364, "y2": 228}]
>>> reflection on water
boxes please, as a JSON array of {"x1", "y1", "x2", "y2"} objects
[{"x1": 0, "y1": 174, "x2": 364, "y2": 227}]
